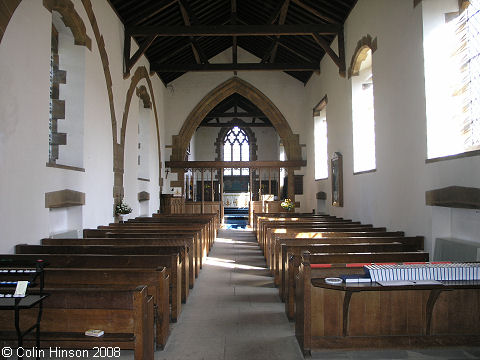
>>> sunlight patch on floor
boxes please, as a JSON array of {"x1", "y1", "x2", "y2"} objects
[
  {"x1": 215, "y1": 237, "x2": 251, "y2": 244},
  {"x1": 205, "y1": 257, "x2": 266, "y2": 270}
]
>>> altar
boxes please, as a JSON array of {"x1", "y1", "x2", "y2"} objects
[{"x1": 223, "y1": 192, "x2": 249, "y2": 208}]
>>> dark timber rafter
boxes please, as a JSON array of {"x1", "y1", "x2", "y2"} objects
[
  {"x1": 262, "y1": 0, "x2": 290, "y2": 63},
  {"x1": 231, "y1": 0, "x2": 237, "y2": 75},
  {"x1": 177, "y1": 0, "x2": 208, "y2": 64},
  {"x1": 123, "y1": 0, "x2": 178, "y2": 76},
  {"x1": 151, "y1": 62, "x2": 320, "y2": 72},
  {"x1": 127, "y1": 24, "x2": 341, "y2": 36},
  {"x1": 311, "y1": 31, "x2": 346, "y2": 77}
]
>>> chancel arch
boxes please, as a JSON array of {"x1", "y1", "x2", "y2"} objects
[{"x1": 171, "y1": 77, "x2": 301, "y2": 162}]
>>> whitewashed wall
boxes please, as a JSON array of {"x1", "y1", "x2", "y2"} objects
[
  {"x1": 164, "y1": 47, "x2": 306, "y2": 159},
  {"x1": 302, "y1": 0, "x2": 480, "y2": 254},
  {"x1": 0, "y1": 0, "x2": 165, "y2": 252}
]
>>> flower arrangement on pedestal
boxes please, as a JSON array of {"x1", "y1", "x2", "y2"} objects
[
  {"x1": 115, "y1": 199, "x2": 132, "y2": 221},
  {"x1": 280, "y1": 198, "x2": 295, "y2": 212}
]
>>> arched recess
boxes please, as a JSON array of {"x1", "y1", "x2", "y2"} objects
[
  {"x1": 119, "y1": 66, "x2": 163, "y2": 189},
  {"x1": 171, "y1": 77, "x2": 301, "y2": 162},
  {"x1": 0, "y1": 0, "x2": 22, "y2": 44},
  {"x1": 43, "y1": 0, "x2": 92, "y2": 50},
  {"x1": 348, "y1": 34, "x2": 377, "y2": 78}
]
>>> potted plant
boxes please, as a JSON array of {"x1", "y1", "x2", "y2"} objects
[
  {"x1": 280, "y1": 198, "x2": 295, "y2": 212},
  {"x1": 115, "y1": 199, "x2": 132, "y2": 222}
]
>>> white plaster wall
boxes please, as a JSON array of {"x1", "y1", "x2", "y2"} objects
[
  {"x1": 164, "y1": 47, "x2": 306, "y2": 158},
  {"x1": 302, "y1": 0, "x2": 480, "y2": 254},
  {"x1": 0, "y1": 0, "x2": 165, "y2": 253}
]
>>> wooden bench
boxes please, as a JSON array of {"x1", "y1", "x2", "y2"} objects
[
  {"x1": 279, "y1": 240, "x2": 423, "y2": 298},
  {"x1": 13, "y1": 249, "x2": 182, "y2": 323},
  {"x1": 276, "y1": 236, "x2": 424, "y2": 290},
  {"x1": 285, "y1": 251, "x2": 430, "y2": 320},
  {"x1": 85, "y1": 227, "x2": 206, "y2": 268},
  {"x1": 0, "y1": 285, "x2": 154, "y2": 359},
  {"x1": 295, "y1": 253, "x2": 480, "y2": 355},
  {"x1": 263, "y1": 224, "x2": 388, "y2": 271},
  {"x1": 41, "y1": 237, "x2": 197, "y2": 287},
  {"x1": 0, "y1": 253, "x2": 170, "y2": 349},
  {"x1": 270, "y1": 230, "x2": 408, "y2": 280},
  {"x1": 17, "y1": 243, "x2": 189, "y2": 304}
]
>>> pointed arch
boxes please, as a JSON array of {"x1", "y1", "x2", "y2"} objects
[
  {"x1": 348, "y1": 34, "x2": 377, "y2": 78},
  {"x1": 120, "y1": 66, "x2": 163, "y2": 188},
  {"x1": 0, "y1": 0, "x2": 22, "y2": 45},
  {"x1": 171, "y1": 77, "x2": 301, "y2": 161},
  {"x1": 43, "y1": 0, "x2": 91, "y2": 50}
]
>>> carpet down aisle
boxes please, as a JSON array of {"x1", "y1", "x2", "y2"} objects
[{"x1": 156, "y1": 229, "x2": 304, "y2": 360}]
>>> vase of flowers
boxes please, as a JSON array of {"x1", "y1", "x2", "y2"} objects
[
  {"x1": 280, "y1": 198, "x2": 295, "y2": 212},
  {"x1": 115, "y1": 199, "x2": 132, "y2": 222}
]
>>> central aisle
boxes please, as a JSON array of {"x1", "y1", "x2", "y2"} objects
[{"x1": 156, "y1": 229, "x2": 304, "y2": 360}]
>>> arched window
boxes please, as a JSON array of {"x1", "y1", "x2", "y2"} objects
[
  {"x1": 223, "y1": 126, "x2": 249, "y2": 175},
  {"x1": 48, "y1": 10, "x2": 87, "y2": 169},
  {"x1": 351, "y1": 44, "x2": 376, "y2": 173}
]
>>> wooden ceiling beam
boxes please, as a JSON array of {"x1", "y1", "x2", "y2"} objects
[
  {"x1": 205, "y1": 111, "x2": 266, "y2": 118},
  {"x1": 200, "y1": 123, "x2": 271, "y2": 128},
  {"x1": 262, "y1": 0, "x2": 290, "y2": 63},
  {"x1": 127, "y1": 24, "x2": 341, "y2": 36},
  {"x1": 151, "y1": 62, "x2": 320, "y2": 72},
  {"x1": 177, "y1": 0, "x2": 209, "y2": 64},
  {"x1": 311, "y1": 31, "x2": 345, "y2": 77},
  {"x1": 129, "y1": 0, "x2": 178, "y2": 26},
  {"x1": 290, "y1": 0, "x2": 340, "y2": 24},
  {"x1": 124, "y1": 35, "x2": 157, "y2": 75},
  {"x1": 166, "y1": 160, "x2": 307, "y2": 169},
  {"x1": 231, "y1": 0, "x2": 237, "y2": 75}
]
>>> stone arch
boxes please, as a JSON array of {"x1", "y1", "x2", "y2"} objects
[
  {"x1": 136, "y1": 85, "x2": 152, "y2": 109},
  {"x1": 119, "y1": 66, "x2": 163, "y2": 191},
  {"x1": 348, "y1": 34, "x2": 377, "y2": 78},
  {"x1": 43, "y1": 0, "x2": 92, "y2": 50},
  {"x1": 171, "y1": 77, "x2": 301, "y2": 161},
  {"x1": 0, "y1": 0, "x2": 22, "y2": 45},
  {"x1": 214, "y1": 125, "x2": 258, "y2": 161}
]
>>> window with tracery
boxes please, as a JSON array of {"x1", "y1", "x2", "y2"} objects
[{"x1": 223, "y1": 126, "x2": 249, "y2": 175}]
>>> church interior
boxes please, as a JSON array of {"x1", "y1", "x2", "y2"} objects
[{"x1": 0, "y1": 0, "x2": 479, "y2": 358}]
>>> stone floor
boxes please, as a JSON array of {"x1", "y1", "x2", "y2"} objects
[{"x1": 20, "y1": 229, "x2": 480, "y2": 359}]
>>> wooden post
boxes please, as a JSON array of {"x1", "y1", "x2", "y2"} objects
[
  {"x1": 249, "y1": 168, "x2": 253, "y2": 202},
  {"x1": 201, "y1": 168, "x2": 204, "y2": 214},
  {"x1": 259, "y1": 168, "x2": 263, "y2": 198},
  {"x1": 277, "y1": 168, "x2": 281, "y2": 199},
  {"x1": 287, "y1": 167, "x2": 295, "y2": 205},
  {"x1": 211, "y1": 168, "x2": 214, "y2": 202},
  {"x1": 268, "y1": 168, "x2": 272, "y2": 195},
  {"x1": 220, "y1": 168, "x2": 224, "y2": 224}
]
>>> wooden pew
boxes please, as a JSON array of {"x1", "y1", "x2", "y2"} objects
[
  {"x1": 279, "y1": 239, "x2": 423, "y2": 299},
  {"x1": 259, "y1": 219, "x2": 357, "y2": 251},
  {"x1": 263, "y1": 224, "x2": 388, "y2": 271},
  {"x1": 16, "y1": 243, "x2": 189, "y2": 304},
  {"x1": 0, "y1": 285, "x2": 154, "y2": 359},
  {"x1": 270, "y1": 230, "x2": 408, "y2": 281},
  {"x1": 285, "y1": 251, "x2": 430, "y2": 320},
  {"x1": 41, "y1": 237, "x2": 197, "y2": 287},
  {"x1": 13, "y1": 248, "x2": 182, "y2": 324},
  {"x1": 295, "y1": 253, "x2": 480, "y2": 355},
  {"x1": 85, "y1": 227, "x2": 206, "y2": 268},
  {"x1": 1, "y1": 254, "x2": 170, "y2": 348},
  {"x1": 276, "y1": 236, "x2": 424, "y2": 290}
]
